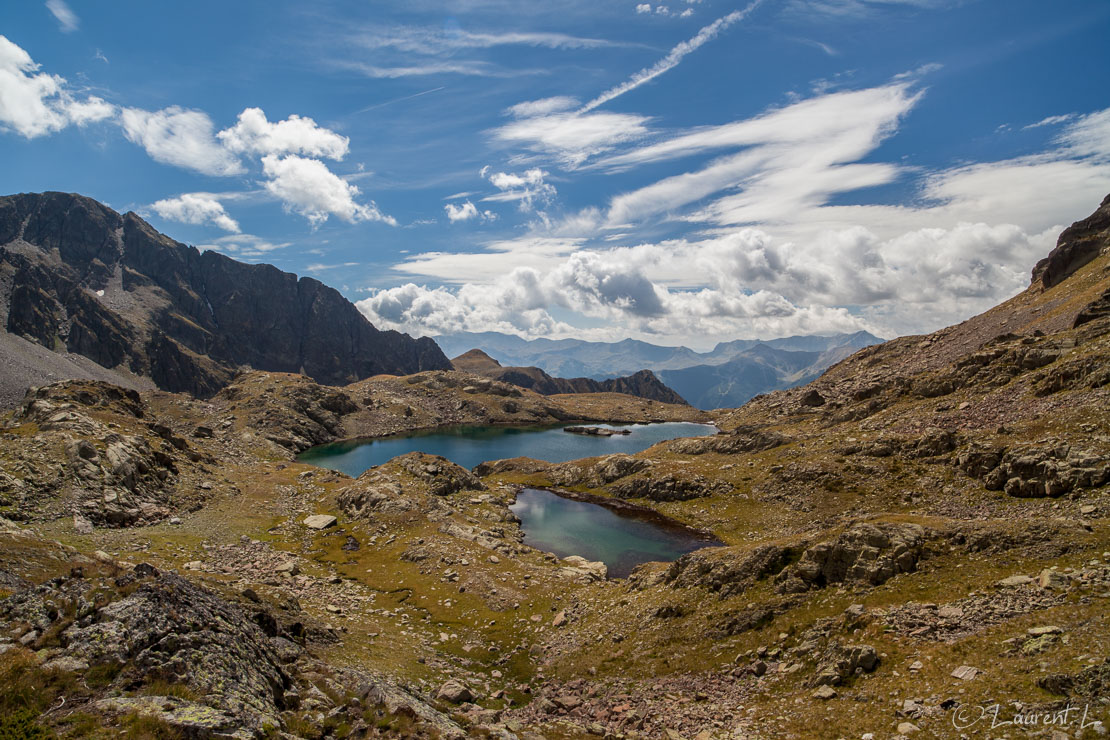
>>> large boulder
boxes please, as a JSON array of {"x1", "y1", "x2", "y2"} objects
[
  {"x1": 776, "y1": 522, "x2": 926, "y2": 592},
  {"x1": 665, "y1": 544, "x2": 798, "y2": 599}
]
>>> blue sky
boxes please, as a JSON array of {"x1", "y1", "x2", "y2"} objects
[{"x1": 1, "y1": 0, "x2": 1108, "y2": 349}]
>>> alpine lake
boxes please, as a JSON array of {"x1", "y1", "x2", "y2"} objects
[{"x1": 297, "y1": 421, "x2": 721, "y2": 577}]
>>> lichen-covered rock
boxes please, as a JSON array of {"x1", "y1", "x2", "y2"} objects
[
  {"x1": 0, "y1": 381, "x2": 188, "y2": 526},
  {"x1": 956, "y1": 439, "x2": 1109, "y2": 497},
  {"x1": 811, "y1": 643, "x2": 880, "y2": 686},
  {"x1": 777, "y1": 522, "x2": 926, "y2": 592},
  {"x1": 608, "y1": 472, "x2": 730, "y2": 502},
  {"x1": 1038, "y1": 657, "x2": 1110, "y2": 698},
  {"x1": 394, "y1": 452, "x2": 486, "y2": 495},
  {"x1": 1, "y1": 568, "x2": 292, "y2": 734},
  {"x1": 668, "y1": 426, "x2": 787, "y2": 456},
  {"x1": 665, "y1": 544, "x2": 799, "y2": 599},
  {"x1": 592, "y1": 454, "x2": 652, "y2": 483},
  {"x1": 558, "y1": 555, "x2": 608, "y2": 582},
  {"x1": 436, "y1": 679, "x2": 475, "y2": 704}
]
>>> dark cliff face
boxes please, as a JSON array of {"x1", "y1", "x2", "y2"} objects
[
  {"x1": 0, "y1": 192, "x2": 451, "y2": 396},
  {"x1": 1032, "y1": 193, "x2": 1110, "y2": 290}
]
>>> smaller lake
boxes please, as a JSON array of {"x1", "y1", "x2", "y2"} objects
[
  {"x1": 509, "y1": 488, "x2": 720, "y2": 578},
  {"x1": 296, "y1": 422, "x2": 714, "y2": 477}
]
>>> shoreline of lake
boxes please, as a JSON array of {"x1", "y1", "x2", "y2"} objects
[{"x1": 296, "y1": 420, "x2": 718, "y2": 477}]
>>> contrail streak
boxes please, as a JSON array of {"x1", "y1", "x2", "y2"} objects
[
  {"x1": 580, "y1": 0, "x2": 766, "y2": 113},
  {"x1": 357, "y1": 86, "x2": 447, "y2": 114}
]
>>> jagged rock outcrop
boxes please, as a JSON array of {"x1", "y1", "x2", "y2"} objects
[
  {"x1": 664, "y1": 544, "x2": 800, "y2": 599},
  {"x1": 450, "y1": 349, "x2": 688, "y2": 404},
  {"x1": 0, "y1": 561, "x2": 468, "y2": 739},
  {"x1": 0, "y1": 381, "x2": 195, "y2": 526},
  {"x1": 0, "y1": 192, "x2": 450, "y2": 400},
  {"x1": 338, "y1": 452, "x2": 485, "y2": 519},
  {"x1": 2, "y1": 566, "x2": 293, "y2": 734},
  {"x1": 668, "y1": 425, "x2": 788, "y2": 455},
  {"x1": 1032, "y1": 192, "x2": 1110, "y2": 289},
  {"x1": 956, "y1": 440, "x2": 1109, "y2": 497},
  {"x1": 216, "y1": 371, "x2": 359, "y2": 452},
  {"x1": 775, "y1": 522, "x2": 926, "y2": 593}
]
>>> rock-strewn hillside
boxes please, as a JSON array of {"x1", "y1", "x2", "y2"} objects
[
  {"x1": 451, "y1": 349, "x2": 689, "y2": 404},
  {"x1": 0, "y1": 192, "x2": 450, "y2": 402}
]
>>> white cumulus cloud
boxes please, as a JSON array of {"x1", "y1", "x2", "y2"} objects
[
  {"x1": 0, "y1": 35, "x2": 114, "y2": 138},
  {"x1": 150, "y1": 193, "x2": 241, "y2": 233},
  {"x1": 120, "y1": 106, "x2": 244, "y2": 176},
  {"x1": 482, "y1": 167, "x2": 557, "y2": 211},
  {"x1": 218, "y1": 107, "x2": 349, "y2": 160},
  {"x1": 260, "y1": 154, "x2": 396, "y2": 227},
  {"x1": 444, "y1": 200, "x2": 496, "y2": 223}
]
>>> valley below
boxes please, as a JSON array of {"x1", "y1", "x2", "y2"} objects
[{"x1": 0, "y1": 193, "x2": 1108, "y2": 740}]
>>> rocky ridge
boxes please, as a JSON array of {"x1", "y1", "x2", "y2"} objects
[
  {"x1": 0, "y1": 192, "x2": 450, "y2": 402},
  {"x1": 451, "y1": 349, "x2": 689, "y2": 405}
]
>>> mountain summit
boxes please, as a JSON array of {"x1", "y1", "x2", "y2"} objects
[{"x1": 0, "y1": 192, "x2": 450, "y2": 403}]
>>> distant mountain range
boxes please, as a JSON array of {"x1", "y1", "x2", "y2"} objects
[{"x1": 435, "y1": 330, "x2": 883, "y2": 409}]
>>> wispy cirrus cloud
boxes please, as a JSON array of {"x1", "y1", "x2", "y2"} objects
[
  {"x1": 492, "y1": 101, "x2": 651, "y2": 168},
  {"x1": 351, "y1": 27, "x2": 629, "y2": 54},
  {"x1": 333, "y1": 25, "x2": 630, "y2": 79},
  {"x1": 601, "y1": 82, "x2": 920, "y2": 227},
  {"x1": 45, "y1": 0, "x2": 79, "y2": 33},
  {"x1": 198, "y1": 234, "x2": 291, "y2": 258},
  {"x1": 789, "y1": 0, "x2": 957, "y2": 17},
  {"x1": 334, "y1": 60, "x2": 525, "y2": 79}
]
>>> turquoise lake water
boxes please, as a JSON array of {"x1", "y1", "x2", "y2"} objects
[
  {"x1": 295, "y1": 421, "x2": 714, "y2": 476},
  {"x1": 509, "y1": 488, "x2": 720, "y2": 578}
]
